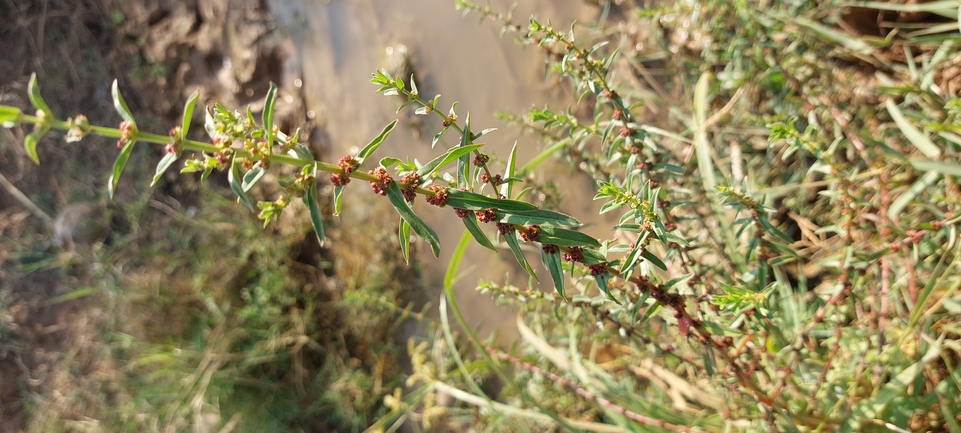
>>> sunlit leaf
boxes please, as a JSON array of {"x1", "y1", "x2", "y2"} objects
[
  {"x1": 304, "y1": 181, "x2": 325, "y2": 246},
  {"x1": 417, "y1": 143, "x2": 484, "y2": 178},
  {"x1": 498, "y1": 209, "x2": 581, "y2": 227},
  {"x1": 111, "y1": 79, "x2": 137, "y2": 126},
  {"x1": 28, "y1": 73, "x2": 52, "y2": 117},
  {"x1": 108, "y1": 139, "x2": 137, "y2": 199},
  {"x1": 399, "y1": 218, "x2": 411, "y2": 263},
  {"x1": 24, "y1": 124, "x2": 50, "y2": 164},
  {"x1": 446, "y1": 189, "x2": 537, "y2": 212},
  {"x1": 357, "y1": 119, "x2": 398, "y2": 163},
  {"x1": 228, "y1": 155, "x2": 254, "y2": 212},
  {"x1": 180, "y1": 89, "x2": 200, "y2": 139},
  {"x1": 503, "y1": 230, "x2": 537, "y2": 281},
  {"x1": 461, "y1": 212, "x2": 496, "y2": 251},
  {"x1": 537, "y1": 227, "x2": 601, "y2": 248},
  {"x1": 501, "y1": 142, "x2": 517, "y2": 198},
  {"x1": 242, "y1": 164, "x2": 267, "y2": 192},
  {"x1": 151, "y1": 152, "x2": 179, "y2": 186},
  {"x1": 386, "y1": 182, "x2": 440, "y2": 256},
  {"x1": 542, "y1": 249, "x2": 566, "y2": 299}
]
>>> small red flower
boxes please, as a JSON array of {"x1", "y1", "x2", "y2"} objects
[
  {"x1": 588, "y1": 263, "x2": 607, "y2": 276},
  {"x1": 520, "y1": 225, "x2": 540, "y2": 242},
  {"x1": 563, "y1": 246, "x2": 584, "y2": 263},
  {"x1": 542, "y1": 244, "x2": 559, "y2": 255},
  {"x1": 496, "y1": 222, "x2": 515, "y2": 235},
  {"x1": 473, "y1": 154, "x2": 489, "y2": 167},
  {"x1": 475, "y1": 208, "x2": 497, "y2": 223},
  {"x1": 454, "y1": 208, "x2": 471, "y2": 219},
  {"x1": 368, "y1": 167, "x2": 392, "y2": 196},
  {"x1": 425, "y1": 185, "x2": 449, "y2": 207},
  {"x1": 400, "y1": 172, "x2": 421, "y2": 203},
  {"x1": 330, "y1": 172, "x2": 350, "y2": 187},
  {"x1": 338, "y1": 155, "x2": 359, "y2": 175}
]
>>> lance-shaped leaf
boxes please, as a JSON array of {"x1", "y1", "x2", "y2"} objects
[
  {"x1": 108, "y1": 139, "x2": 136, "y2": 199},
  {"x1": 151, "y1": 152, "x2": 179, "y2": 186},
  {"x1": 446, "y1": 189, "x2": 537, "y2": 212},
  {"x1": 228, "y1": 155, "x2": 254, "y2": 212},
  {"x1": 385, "y1": 182, "x2": 440, "y2": 256},
  {"x1": 180, "y1": 89, "x2": 200, "y2": 139},
  {"x1": 503, "y1": 229, "x2": 537, "y2": 281},
  {"x1": 642, "y1": 250, "x2": 667, "y2": 271},
  {"x1": 398, "y1": 218, "x2": 411, "y2": 263},
  {"x1": 357, "y1": 120, "x2": 398, "y2": 164},
  {"x1": 262, "y1": 82, "x2": 278, "y2": 150},
  {"x1": 582, "y1": 248, "x2": 607, "y2": 265},
  {"x1": 111, "y1": 79, "x2": 137, "y2": 126},
  {"x1": 498, "y1": 209, "x2": 581, "y2": 227},
  {"x1": 303, "y1": 181, "x2": 325, "y2": 246},
  {"x1": 416, "y1": 143, "x2": 484, "y2": 178},
  {"x1": 242, "y1": 164, "x2": 267, "y2": 192},
  {"x1": 541, "y1": 249, "x2": 566, "y2": 299},
  {"x1": 537, "y1": 227, "x2": 601, "y2": 248},
  {"x1": 460, "y1": 211, "x2": 496, "y2": 251},
  {"x1": 28, "y1": 73, "x2": 52, "y2": 117},
  {"x1": 457, "y1": 113, "x2": 471, "y2": 188},
  {"x1": 333, "y1": 185, "x2": 346, "y2": 216},
  {"x1": 24, "y1": 124, "x2": 50, "y2": 164},
  {"x1": 500, "y1": 142, "x2": 517, "y2": 198},
  {"x1": 0, "y1": 106, "x2": 22, "y2": 128},
  {"x1": 757, "y1": 215, "x2": 793, "y2": 244},
  {"x1": 594, "y1": 271, "x2": 619, "y2": 304}
]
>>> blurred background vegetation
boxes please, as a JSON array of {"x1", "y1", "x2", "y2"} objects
[{"x1": 2, "y1": 0, "x2": 961, "y2": 432}]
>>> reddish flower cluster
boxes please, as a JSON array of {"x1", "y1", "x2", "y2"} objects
[
  {"x1": 563, "y1": 246, "x2": 584, "y2": 263},
  {"x1": 368, "y1": 167, "x2": 392, "y2": 196},
  {"x1": 164, "y1": 143, "x2": 178, "y2": 155},
  {"x1": 589, "y1": 263, "x2": 607, "y2": 276},
  {"x1": 400, "y1": 172, "x2": 421, "y2": 203},
  {"x1": 337, "y1": 155, "x2": 358, "y2": 174},
  {"x1": 480, "y1": 173, "x2": 504, "y2": 186},
  {"x1": 520, "y1": 225, "x2": 541, "y2": 242},
  {"x1": 473, "y1": 153, "x2": 489, "y2": 167},
  {"x1": 168, "y1": 126, "x2": 181, "y2": 137},
  {"x1": 542, "y1": 244, "x2": 559, "y2": 255},
  {"x1": 117, "y1": 120, "x2": 135, "y2": 148},
  {"x1": 425, "y1": 185, "x2": 449, "y2": 207},
  {"x1": 330, "y1": 172, "x2": 350, "y2": 187},
  {"x1": 496, "y1": 222, "x2": 515, "y2": 235},
  {"x1": 665, "y1": 222, "x2": 677, "y2": 232},
  {"x1": 454, "y1": 208, "x2": 471, "y2": 219},
  {"x1": 475, "y1": 208, "x2": 497, "y2": 223}
]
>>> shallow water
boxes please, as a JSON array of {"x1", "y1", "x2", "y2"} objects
[{"x1": 268, "y1": 0, "x2": 614, "y2": 341}]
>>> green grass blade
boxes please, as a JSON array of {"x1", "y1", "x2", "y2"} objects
[
  {"x1": 889, "y1": 170, "x2": 939, "y2": 220},
  {"x1": 909, "y1": 158, "x2": 961, "y2": 177},
  {"x1": 886, "y1": 99, "x2": 941, "y2": 158},
  {"x1": 517, "y1": 137, "x2": 570, "y2": 177}
]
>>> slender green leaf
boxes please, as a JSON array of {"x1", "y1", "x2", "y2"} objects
[
  {"x1": 111, "y1": 79, "x2": 137, "y2": 126},
  {"x1": 498, "y1": 209, "x2": 581, "y2": 227},
  {"x1": 503, "y1": 230, "x2": 538, "y2": 281},
  {"x1": 242, "y1": 164, "x2": 267, "y2": 192},
  {"x1": 108, "y1": 139, "x2": 136, "y2": 199},
  {"x1": 542, "y1": 249, "x2": 566, "y2": 299},
  {"x1": 24, "y1": 124, "x2": 50, "y2": 164},
  {"x1": 151, "y1": 152, "x2": 179, "y2": 186},
  {"x1": 446, "y1": 189, "x2": 537, "y2": 212},
  {"x1": 228, "y1": 155, "x2": 254, "y2": 212},
  {"x1": 333, "y1": 185, "x2": 346, "y2": 216},
  {"x1": 890, "y1": 171, "x2": 939, "y2": 220},
  {"x1": 537, "y1": 227, "x2": 601, "y2": 248},
  {"x1": 416, "y1": 143, "x2": 484, "y2": 178},
  {"x1": 886, "y1": 99, "x2": 940, "y2": 158},
  {"x1": 642, "y1": 250, "x2": 667, "y2": 271},
  {"x1": 263, "y1": 82, "x2": 278, "y2": 149},
  {"x1": 357, "y1": 120, "x2": 398, "y2": 163},
  {"x1": 181, "y1": 89, "x2": 200, "y2": 139},
  {"x1": 399, "y1": 218, "x2": 411, "y2": 263},
  {"x1": 386, "y1": 182, "x2": 440, "y2": 256},
  {"x1": 204, "y1": 107, "x2": 217, "y2": 138},
  {"x1": 910, "y1": 158, "x2": 961, "y2": 177},
  {"x1": 28, "y1": 73, "x2": 52, "y2": 117},
  {"x1": 582, "y1": 248, "x2": 607, "y2": 265},
  {"x1": 461, "y1": 212, "x2": 496, "y2": 251},
  {"x1": 0, "y1": 105, "x2": 22, "y2": 128},
  {"x1": 501, "y1": 142, "x2": 517, "y2": 198},
  {"x1": 303, "y1": 181, "x2": 325, "y2": 246},
  {"x1": 594, "y1": 271, "x2": 619, "y2": 304},
  {"x1": 457, "y1": 114, "x2": 471, "y2": 188},
  {"x1": 757, "y1": 215, "x2": 793, "y2": 244}
]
